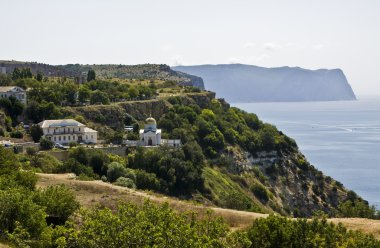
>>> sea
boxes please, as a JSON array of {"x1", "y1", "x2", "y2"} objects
[{"x1": 233, "y1": 96, "x2": 380, "y2": 208}]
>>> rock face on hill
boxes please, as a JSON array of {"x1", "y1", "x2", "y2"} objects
[{"x1": 173, "y1": 64, "x2": 356, "y2": 102}]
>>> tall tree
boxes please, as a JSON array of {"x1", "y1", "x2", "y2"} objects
[{"x1": 87, "y1": 69, "x2": 96, "y2": 82}]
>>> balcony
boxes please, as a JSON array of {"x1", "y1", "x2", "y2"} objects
[{"x1": 46, "y1": 131, "x2": 84, "y2": 135}]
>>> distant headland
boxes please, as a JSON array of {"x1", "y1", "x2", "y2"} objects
[{"x1": 173, "y1": 64, "x2": 357, "y2": 103}]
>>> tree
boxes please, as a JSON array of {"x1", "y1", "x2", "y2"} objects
[
  {"x1": 78, "y1": 85, "x2": 91, "y2": 103},
  {"x1": 0, "y1": 96, "x2": 24, "y2": 121},
  {"x1": 107, "y1": 162, "x2": 128, "y2": 182},
  {"x1": 90, "y1": 90, "x2": 109, "y2": 105},
  {"x1": 33, "y1": 185, "x2": 79, "y2": 225},
  {"x1": 39, "y1": 137, "x2": 54, "y2": 150},
  {"x1": 128, "y1": 86, "x2": 139, "y2": 99},
  {"x1": 36, "y1": 71, "x2": 43, "y2": 82},
  {"x1": 30, "y1": 124, "x2": 43, "y2": 142},
  {"x1": 87, "y1": 69, "x2": 96, "y2": 82}
]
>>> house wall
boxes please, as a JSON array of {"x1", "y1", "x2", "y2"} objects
[
  {"x1": 0, "y1": 90, "x2": 27, "y2": 104},
  {"x1": 42, "y1": 125, "x2": 97, "y2": 145}
]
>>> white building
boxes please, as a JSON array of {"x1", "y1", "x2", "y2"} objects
[
  {"x1": 0, "y1": 86, "x2": 27, "y2": 104},
  {"x1": 39, "y1": 119, "x2": 97, "y2": 145},
  {"x1": 139, "y1": 117, "x2": 161, "y2": 146}
]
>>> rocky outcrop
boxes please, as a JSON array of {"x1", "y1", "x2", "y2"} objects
[{"x1": 173, "y1": 64, "x2": 357, "y2": 102}]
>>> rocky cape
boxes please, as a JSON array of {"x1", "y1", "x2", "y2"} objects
[{"x1": 173, "y1": 64, "x2": 357, "y2": 102}]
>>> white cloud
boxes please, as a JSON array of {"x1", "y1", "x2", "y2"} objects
[
  {"x1": 244, "y1": 42, "x2": 256, "y2": 48},
  {"x1": 312, "y1": 44, "x2": 324, "y2": 50},
  {"x1": 263, "y1": 42, "x2": 282, "y2": 50}
]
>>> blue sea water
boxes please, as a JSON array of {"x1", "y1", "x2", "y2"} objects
[{"x1": 233, "y1": 96, "x2": 380, "y2": 208}]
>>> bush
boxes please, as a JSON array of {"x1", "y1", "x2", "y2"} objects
[
  {"x1": 114, "y1": 177, "x2": 135, "y2": 188},
  {"x1": 106, "y1": 162, "x2": 128, "y2": 182},
  {"x1": 135, "y1": 170, "x2": 161, "y2": 191},
  {"x1": 69, "y1": 141, "x2": 78, "y2": 147},
  {"x1": 51, "y1": 201, "x2": 233, "y2": 247},
  {"x1": 220, "y1": 191, "x2": 252, "y2": 211},
  {"x1": 33, "y1": 185, "x2": 79, "y2": 225},
  {"x1": 0, "y1": 188, "x2": 47, "y2": 238},
  {"x1": 10, "y1": 130, "x2": 23, "y2": 139},
  {"x1": 39, "y1": 137, "x2": 54, "y2": 150},
  {"x1": 250, "y1": 182, "x2": 269, "y2": 203},
  {"x1": 247, "y1": 214, "x2": 380, "y2": 247}
]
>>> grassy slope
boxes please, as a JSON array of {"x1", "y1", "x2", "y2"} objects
[{"x1": 36, "y1": 173, "x2": 380, "y2": 239}]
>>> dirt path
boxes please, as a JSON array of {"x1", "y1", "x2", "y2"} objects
[{"x1": 37, "y1": 173, "x2": 380, "y2": 238}]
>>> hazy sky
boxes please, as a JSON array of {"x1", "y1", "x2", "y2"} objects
[{"x1": 0, "y1": 0, "x2": 379, "y2": 95}]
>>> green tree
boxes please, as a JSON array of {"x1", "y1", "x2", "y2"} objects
[
  {"x1": 78, "y1": 85, "x2": 91, "y2": 103},
  {"x1": 36, "y1": 71, "x2": 43, "y2": 82},
  {"x1": 87, "y1": 69, "x2": 96, "y2": 82},
  {"x1": 128, "y1": 86, "x2": 139, "y2": 99},
  {"x1": 90, "y1": 90, "x2": 110, "y2": 105},
  {"x1": 29, "y1": 124, "x2": 43, "y2": 142},
  {"x1": 39, "y1": 137, "x2": 54, "y2": 150},
  {"x1": 33, "y1": 185, "x2": 79, "y2": 225},
  {"x1": 107, "y1": 162, "x2": 128, "y2": 182}
]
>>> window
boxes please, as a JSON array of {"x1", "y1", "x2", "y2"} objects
[
  {"x1": 79, "y1": 128, "x2": 81, "y2": 131},
  {"x1": 73, "y1": 136, "x2": 76, "y2": 140},
  {"x1": 54, "y1": 137, "x2": 56, "y2": 141},
  {"x1": 91, "y1": 135, "x2": 93, "y2": 139},
  {"x1": 48, "y1": 137, "x2": 51, "y2": 141},
  {"x1": 86, "y1": 135, "x2": 88, "y2": 140},
  {"x1": 68, "y1": 136, "x2": 71, "y2": 141},
  {"x1": 63, "y1": 136, "x2": 66, "y2": 141},
  {"x1": 59, "y1": 136, "x2": 61, "y2": 141}
]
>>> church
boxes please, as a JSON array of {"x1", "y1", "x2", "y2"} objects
[{"x1": 139, "y1": 116, "x2": 162, "y2": 146}]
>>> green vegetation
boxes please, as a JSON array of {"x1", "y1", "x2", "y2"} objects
[
  {"x1": 0, "y1": 147, "x2": 79, "y2": 246},
  {"x1": 247, "y1": 214, "x2": 380, "y2": 248}
]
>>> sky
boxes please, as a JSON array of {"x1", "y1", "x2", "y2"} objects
[{"x1": 0, "y1": 0, "x2": 379, "y2": 95}]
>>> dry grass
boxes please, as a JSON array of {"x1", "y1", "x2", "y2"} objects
[
  {"x1": 0, "y1": 242, "x2": 10, "y2": 248},
  {"x1": 37, "y1": 173, "x2": 380, "y2": 238}
]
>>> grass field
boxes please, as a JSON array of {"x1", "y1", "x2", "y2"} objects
[{"x1": 37, "y1": 173, "x2": 380, "y2": 239}]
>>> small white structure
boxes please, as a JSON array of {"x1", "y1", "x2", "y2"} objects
[
  {"x1": 0, "y1": 86, "x2": 27, "y2": 104},
  {"x1": 139, "y1": 117, "x2": 161, "y2": 146},
  {"x1": 162, "y1": 139, "x2": 182, "y2": 147},
  {"x1": 39, "y1": 119, "x2": 97, "y2": 145}
]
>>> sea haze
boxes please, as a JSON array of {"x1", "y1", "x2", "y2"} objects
[{"x1": 233, "y1": 96, "x2": 380, "y2": 208}]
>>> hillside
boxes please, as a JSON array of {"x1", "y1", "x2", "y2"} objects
[
  {"x1": 0, "y1": 60, "x2": 205, "y2": 89},
  {"x1": 173, "y1": 64, "x2": 357, "y2": 102},
  {"x1": 37, "y1": 173, "x2": 380, "y2": 239},
  {"x1": 55, "y1": 92, "x2": 372, "y2": 217}
]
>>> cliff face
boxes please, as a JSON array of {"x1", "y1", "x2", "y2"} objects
[{"x1": 173, "y1": 64, "x2": 357, "y2": 102}]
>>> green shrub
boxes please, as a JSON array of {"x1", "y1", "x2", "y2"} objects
[
  {"x1": 114, "y1": 177, "x2": 135, "y2": 188},
  {"x1": 106, "y1": 162, "x2": 128, "y2": 182},
  {"x1": 250, "y1": 182, "x2": 269, "y2": 203},
  {"x1": 135, "y1": 170, "x2": 161, "y2": 191},
  {"x1": 10, "y1": 130, "x2": 23, "y2": 139},
  {"x1": 33, "y1": 185, "x2": 79, "y2": 225},
  {"x1": 51, "y1": 201, "x2": 233, "y2": 247},
  {"x1": 39, "y1": 137, "x2": 54, "y2": 150},
  {"x1": 247, "y1": 214, "x2": 380, "y2": 247}
]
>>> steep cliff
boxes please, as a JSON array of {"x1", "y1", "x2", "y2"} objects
[{"x1": 173, "y1": 64, "x2": 357, "y2": 102}]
